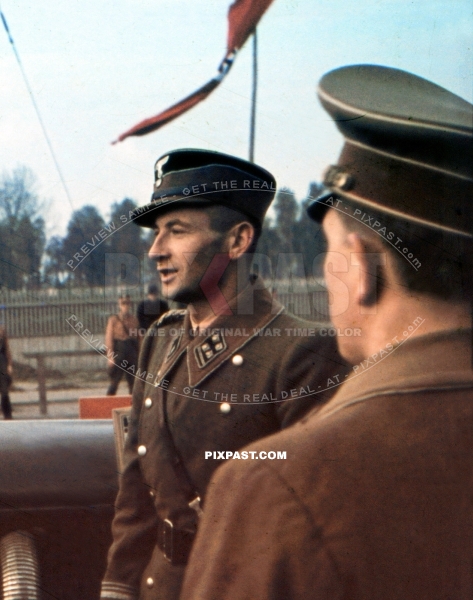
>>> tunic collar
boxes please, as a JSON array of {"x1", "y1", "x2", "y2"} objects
[
  {"x1": 156, "y1": 277, "x2": 284, "y2": 388},
  {"x1": 318, "y1": 328, "x2": 473, "y2": 420}
]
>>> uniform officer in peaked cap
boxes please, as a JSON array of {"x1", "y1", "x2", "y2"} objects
[
  {"x1": 181, "y1": 66, "x2": 473, "y2": 600},
  {"x1": 100, "y1": 149, "x2": 347, "y2": 600}
]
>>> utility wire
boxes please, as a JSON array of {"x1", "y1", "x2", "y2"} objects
[{"x1": 0, "y1": 4, "x2": 75, "y2": 211}]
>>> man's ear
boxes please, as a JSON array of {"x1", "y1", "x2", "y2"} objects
[
  {"x1": 226, "y1": 222, "x2": 255, "y2": 259},
  {"x1": 348, "y1": 233, "x2": 387, "y2": 310}
]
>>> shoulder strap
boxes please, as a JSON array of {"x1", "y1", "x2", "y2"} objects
[{"x1": 154, "y1": 308, "x2": 187, "y2": 328}]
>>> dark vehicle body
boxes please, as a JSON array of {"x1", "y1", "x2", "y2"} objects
[{"x1": 0, "y1": 420, "x2": 117, "y2": 599}]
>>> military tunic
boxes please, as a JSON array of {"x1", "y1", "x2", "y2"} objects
[
  {"x1": 181, "y1": 329, "x2": 473, "y2": 600},
  {"x1": 101, "y1": 282, "x2": 346, "y2": 600}
]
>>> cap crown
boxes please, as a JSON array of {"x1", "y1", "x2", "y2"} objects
[
  {"x1": 318, "y1": 64, "x2": 473, "y2": 179},
  {"x1": 309, "y1": 64, "x2": 473, "y2": 236},
  {"x1": 134, "y1": 149, "x2": 276, "y2": 228}
]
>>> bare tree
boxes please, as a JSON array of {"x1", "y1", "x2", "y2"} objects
[{"x1": 0, "y1": 167, "x2": 46, "y2": 289}]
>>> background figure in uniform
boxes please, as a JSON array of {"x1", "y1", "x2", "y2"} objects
[
  {"x1": 100, "y1": 149, "x2": 348, "y2": 600},
  {"x1": 105, "y1": 295, "x2": 141, "y2": 396},
  {"x1": 180, "y1": 66, "x2": 473, "y2": 600},
  {"x1": 137, "y1": 283, "x2": 169, "y2": 333},
  {"x1": 0, "y1": 326, "x2": 13, "y2": 419}
]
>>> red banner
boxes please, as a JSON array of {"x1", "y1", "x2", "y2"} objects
[
  {"x1": 227, "y1": 0, "x2": 274, "y2": 51},
  {"x1": 113, "y1": 0, "x2": 275, "y2": 143}
]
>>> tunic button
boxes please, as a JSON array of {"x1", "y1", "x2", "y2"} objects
[
  {"x1": 144, "y1": 397, "x2": 152, "y2": 408},
  {"x1": 137, "y1": 445, "x2": 147, "y2": 456},
  {"x1": 232, "y1": 354, "x2": 243, "y2": 366},
  {"x1": 146, "y1": 577, "x2": 154, "y2": 588},
  {"x1": 220, "y1": 402, "x2": 231, "y2": 414}
]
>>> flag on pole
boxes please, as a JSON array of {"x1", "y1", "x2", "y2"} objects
[
  {"x1": 227, "y1": 0, "x2": 273, "y2": 50},
  {"x1": 112, "y1": 0, "x2": 275, "y2": 144}
]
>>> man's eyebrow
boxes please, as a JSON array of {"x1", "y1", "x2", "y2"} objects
[
  {"x1": 153, "y1": 218, "x2": 192, "y2": 232},
  {"x1": 165, "y1": 218, "x2": 192, "y2": 228}
]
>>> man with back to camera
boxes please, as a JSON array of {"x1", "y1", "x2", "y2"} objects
[
  {"x1": 100, "y1": 149, "x2": 348, "y2": 600},
  {"x1": 137, "y1": 283, "x2": 169, "y2": 333},
  {"x1": 180, "y1": 66, "x2": 473, "y2": 600}
]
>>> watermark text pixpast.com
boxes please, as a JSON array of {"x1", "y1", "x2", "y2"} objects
[{"x1": 205, "y1": 450, "x2": 286, "y2": 460}]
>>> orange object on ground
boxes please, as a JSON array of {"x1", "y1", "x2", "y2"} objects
[{"x1": 79, "y1": 396, "x2": 132, "y2": 419}]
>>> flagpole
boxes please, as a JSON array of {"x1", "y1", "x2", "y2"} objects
[{"x1": 249, "y1": 29, "x2": 257, "y2": 162}]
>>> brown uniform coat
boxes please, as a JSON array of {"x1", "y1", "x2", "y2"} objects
[
  {"x1": 101, "y1": 281, "x2": 346, "y2": 600},
  {"x1": 181, "y1": 329, "x2": 473, "y2": 600}
]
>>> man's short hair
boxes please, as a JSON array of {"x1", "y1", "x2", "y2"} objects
[
  {"x1": 334, "y1": 201, "x2": 472, "y2": 302},
  {"x1": 192, "y1": 204, "x2": 261, "y2": 254}
]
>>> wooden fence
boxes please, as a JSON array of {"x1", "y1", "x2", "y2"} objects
[
  {"x1": 2, "y1": 300, "x2": 120, "y2": 338},
  {"x1": 0, "y1": 282, "x2": 330, "y2": 339}
]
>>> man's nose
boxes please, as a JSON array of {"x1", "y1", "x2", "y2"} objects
[{"x1": 148, "y1": 234, "x2": 169, "y2": 261}]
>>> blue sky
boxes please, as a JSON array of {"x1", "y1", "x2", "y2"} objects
[{"x1": 0, "y1": 0, "x2": 471, "y2": 237}]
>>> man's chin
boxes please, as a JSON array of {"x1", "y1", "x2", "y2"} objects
[
  {"x1": 162, "y1": 284, "x2": 193, "y2": 305},
  {"x1": 161, "y1": 283, "x2": 178, "y2": 301}
]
